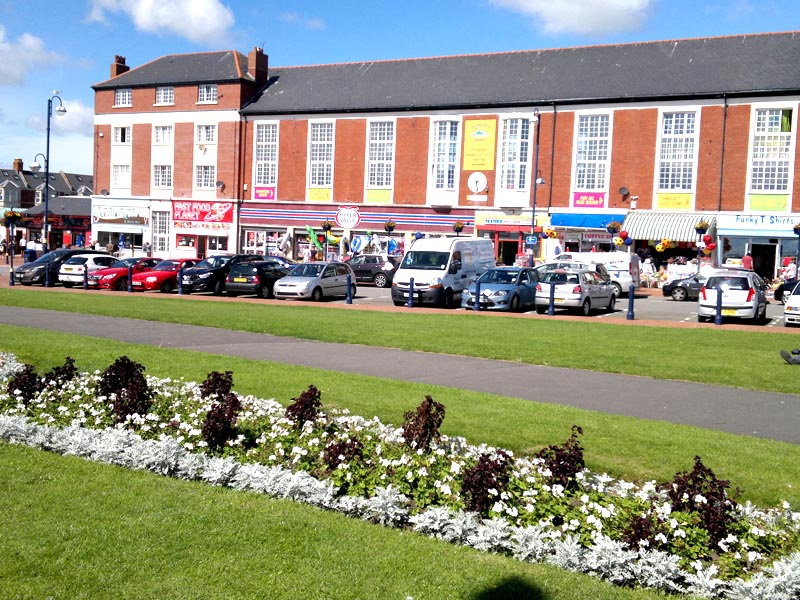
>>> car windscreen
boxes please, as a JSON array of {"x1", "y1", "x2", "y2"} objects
[
  {"x1": 63, "y1": 257, "x2": 88, "y2": 265},
  {"x1": 194, "y1": 256, "x2": 230, "y2": 269},
  {"x1": 542, "y1": 272, "x2": 580, "y2": 285},
  {"x1": 479, "y1": 269, "x2": 519, "y2": 284},
  {"x1": 290, "y1": 263, "x2": 324, "y2": 277},
  {"x1": 401, "y1": 251, "x2": 449, "y2": 270},
  {"x1": 152, "y1": 261, "x2": 178, "y2": 271},
  {"x1": 110, "y1": 258, "x2": 137, "y2": 268},
  {"x1": 705, "y1": 276, "x2": 750, "y2": 290}
]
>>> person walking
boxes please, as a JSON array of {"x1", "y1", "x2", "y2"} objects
[{"x1": 742, "y1": 252, "x2": 753, "y2": 270}]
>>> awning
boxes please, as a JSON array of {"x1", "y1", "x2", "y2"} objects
[
  {"x1": 549, "y1": 212, "x2": 626, "y2": 229},
  {"x1": 621, "y1": 212, "x2": 716, "y2": 242}
]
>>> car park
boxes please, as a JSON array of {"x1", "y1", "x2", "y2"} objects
[
  {"x1": 534, "y1": 269, "x2": 617, "y2": 315},
  {"x1": 13, "y1": 249, "x2": 101, "y2": 286},
  {"x1": 225, "y1": 261, "x2": 290, "y2": 298},
  {"x1": 782, "y1": 281, "x2": 800, "y2": 326},
  {"x1": 131, "y1": 258, "x2": 198, "y2": 293},
  {"x1": 274, "y1": 261, "x2": 357, "y2": 301},
  {"x1": 461, "y1": 266, "x2": 538, "y2": 311},
  {"x1": 58, "y1": 254, "x2": 116, "y2": 288},
  {"x1": 348, "y1": 253, "x2": 400, "y2": 288},
  {"x1": 180, "y1": 254, "x2": 263, "y2": 295},
  {"x1": 89, "y1": 257, "x2": 163, "y2": 291},
  {"x1": 662, "y1": 272, "x2": 708, "y2": 301},
  {"x1": 697, "y1": 269, "x2": 768, "y2": 323}
]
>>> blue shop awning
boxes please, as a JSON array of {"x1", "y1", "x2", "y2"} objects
[{"x1": 549, "y1": 213, "x2": 626, "y2": 229}]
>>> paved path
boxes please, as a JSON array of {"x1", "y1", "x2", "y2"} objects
[{"x1": 1, "y1": 306, "x2": 798, "y2": 444}]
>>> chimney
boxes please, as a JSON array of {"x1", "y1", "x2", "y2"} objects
[
  {"x1": 248, "y1": 47, "x2": 268, "y2": 85},
  {"x1": 110, "y1": 55, "x2": 129, "y2": 78},
  {"x1": 12, "y1": 158, "x2": 23, "y2": 172}
]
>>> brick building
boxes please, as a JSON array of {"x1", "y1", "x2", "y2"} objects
[{"x1": 92, "y1": 32, "x2": 800, "y2": 276}]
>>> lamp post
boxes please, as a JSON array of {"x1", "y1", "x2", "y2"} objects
[
  {"x1": 30, "y1": 92, "x2": 66, "y2": 253},
  {"x1": 529, "y1": 108, "x2": 543, "y2": 266}
]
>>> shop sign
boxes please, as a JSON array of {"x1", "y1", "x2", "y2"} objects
[
  {"x1": 335, "y1": 206, "x2": 361, "y2": 229},
  {"x1": 463, "y1": 119, "x2": 497, "y2": 170},
  {"x1": 172, "y1": 201, "x2": 233, "y2": 223},
  {"x1": 93, "y1": 205, "x2": 149, "y2": 225},
  {"x1": 572, "y1": 192, "x2": 606, "y2": 209},
  {"x1": 253, "y1": 186, "x2": 276, "y2": 201}
]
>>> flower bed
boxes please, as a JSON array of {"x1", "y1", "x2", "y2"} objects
[{"x1": 1, "y1": 352, "x2": 799, "y2": 598}]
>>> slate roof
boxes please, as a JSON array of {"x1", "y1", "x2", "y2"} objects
[
  {"x1": 92, "y1": 50, "x2": 252, "y2": 89},
  {"x1": 25, "y1": 196, "x2": 91, "y2": 217},
  {"x1": 242, "y1": 31, "x2": 800, "y2": 115},
  {"x1": 0, "y1": 168, "x2": 93, "y2": 197}
]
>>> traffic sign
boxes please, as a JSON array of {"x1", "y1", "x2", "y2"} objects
[{"x1": 525, "y1": 235, "x2": 538, "y2": 245}]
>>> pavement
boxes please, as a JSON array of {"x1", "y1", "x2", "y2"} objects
[{"x1": 0, "y1": 298, "x2": 798, "y2": 445}]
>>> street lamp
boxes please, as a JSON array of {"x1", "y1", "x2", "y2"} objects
[
  {"x1": 29, "y1": 91, "x2": 66, "y2": 252},
  {"x1": 529, "y1": 108, "x2": 544, "y2": 266}
]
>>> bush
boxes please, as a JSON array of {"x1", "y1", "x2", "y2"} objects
[
  {"x1": 5, "y1": 363, "x2": 42, "y2": 406},
  {"x1": 44, "y1": 356, "x2": 78, "y2": 387},
  {"x1": 285, "y1": 385, "x2": 322, "y2": 428},
  {"x1": 200, "y1": 370, "x2": 234, "y2": 403},
  {"x1": 402, "y1": 395, "x2": 445, "y2": 451},
  {"x1": 200, "y1": 370, "x2": 242, "y2": 453},
  {"x1": 536, "y1": 425, "x2": 585, "y2": 490},
  {"x1": 97, "y1": 356, "x2": 154, "y2": 423},
  {"x1": 461, "y1": 450, "x2": 513, "y2": 515}
]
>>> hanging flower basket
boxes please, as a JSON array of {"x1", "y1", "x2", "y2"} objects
[
  {"x1": 695, "y1": 221, "x2": 710, "y2": 235},
  {"x1": 793, "y1": 223, "x2": 800, "y2": 237},
  {"x1": 3, "y1": 210, "x2": 22, "y2": 227},
  {"x1": 321, "y1": 220, "x2": 334, "y2": 232},
  {"x1": 384, "y1": 220, "x2": 396, "y2": 233},
  {"x1": 606, "y1": 221, "x2": 622, "y2": 234},
  {"x1": 452, "y1": 220, "x2": 465, "y2": 234}
]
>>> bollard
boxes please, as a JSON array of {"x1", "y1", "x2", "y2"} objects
[
  {"x1": 127, "y1": 265, "x2": 133, "y2": 293},
  {"x1": 473, "y1": 280, "x2": 481, "y2": 311},
  {"x1": 44, "y1": 264, "x2": 50, "y2": 287},
  {"x1": 83, "y1": 267, "x2": 89, "y2": 290},
  {"x1": 346, "y1": 274, "x2": 353, "y2": 304},
  {"x1": 626, "y1": 284, "x2": 635, "y2": 320},
  {"x1": 9, "y1": 267, "x2": 14, "y2": 287},
  {"x1": 407, "y1": 277, "x2": 415, "y2": 308},
  {"x1": 178, "y1": 267, "x2": 184, "y2": 295},
  {"x1": 548, "y1": 281, "x2": 556, "y2": 315},
  {"x1": 714, "y1": 285, "x2": 723, "y2": 325}
]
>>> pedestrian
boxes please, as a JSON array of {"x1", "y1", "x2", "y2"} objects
[
  {"x1": 302, "y1": 245, "x2": 312, "y2": 262},
  {"x1": 26, "y1": 237, "x2": 38, "y2": 262},
  {"x1": 785, "y1": 260, "x2": 797, "y2": 282},
  {"x1": 0, "y1": 239, "x2": 6, "y2": 264},
  {"x1": 742, "y1": 252, "x2": 753, "y2": 270},
  {"x1": 143, "y1": 241, "x2": 151, "y2": 256}
]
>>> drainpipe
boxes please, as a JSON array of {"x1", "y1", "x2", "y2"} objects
[{"x1": 717, "y1": 94, "x2": 728, "y2": 212}]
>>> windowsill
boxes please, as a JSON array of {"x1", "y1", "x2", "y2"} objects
[
  {"x1": 112, "y1": 104, "x2": 133, "y2": 109},
  {"x1": 196, "y1": 101, "x2": 219, "y2": 106},
  {"x1": 153, "y1": 103, "x2": 175, "y2": 107}
]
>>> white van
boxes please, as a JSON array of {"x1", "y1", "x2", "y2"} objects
[
  {"x1": 391, "y1": 237, "x2": 495, "y2": 307},
  {"x1": 555, "y1": 251, "x2": 641, "y2": 295}
]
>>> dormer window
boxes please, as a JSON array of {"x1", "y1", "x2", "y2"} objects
[
  {"x1": 114, "y1": 88, "x2": 132, "y2": 107},
  {"x1": 155, "y1": 86, "x2": 174, "y2": 105},
  {"x1": 198, "y1": 84, "x2": 218, "y2": 104}
]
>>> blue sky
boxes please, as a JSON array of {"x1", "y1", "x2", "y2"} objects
[{"x1": 2, "y1": 0, "x2": 799, "y2": 176}]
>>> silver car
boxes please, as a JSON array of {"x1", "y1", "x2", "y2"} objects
[
  {"x1": 697, "y1": 269, "x2": 767, "y2": 323},
  {"x1": 534, "y1": 269, "x2": 617, "y2": 316},
  {"x1": 273, "y1": 261, "x2": 357, "y2": 301}
]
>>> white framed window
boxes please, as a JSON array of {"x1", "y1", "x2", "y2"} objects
[
  {"x1": 367, "y1": 120, "x2": 395, "y2": 188},
  {"x1": 195, "y1": 165, "x2": 216, "y2": 188},
  {"x1": 155, "y1": 86, "x2": 174, "y2": 105},
  {"x1": 152, "y1": 211, "x2": 170, "y2": 253},
  {"x1": 196, "y1": 125, "x2": 216, "y2": 143},
  {"x1": 658, "y1": 111, "x2": 697, "y2": 191},
  {"x1": 114, "y1": 88, "x2": 132, "y2": 107},
  {"x1": 751, "y1": 107, "x2": 793, "y2": 192},
  {"x1": 153, "y1": 125, "x2": 173, "y2": 145},
  {"x1": 574, "y1": 113, "x2": 610, "y2": 191},
  {"x1": 197, "y1": 84, "x2": 218, "y2": 103},
  {"x1": 309, "y1": 122, "x2": 334, "y2": 187},
  {"x1": 112, "y1": 164, "x2": 131, "y2": 188},
  {"x1": 431, "y1": 120, "x2": 460, "y2": 191},
  {"x1": 113, "y1": 126, "x2": 131, "y2": 144},
  {"x1": 153, "y1": 165, "x2": 173, "y2": 188},
  {"x1": 499, "y1": 116, "x2": 531, "y2": 191},
  {"x1": 255, "y1": 123, "x2": 278, "y2": 185}
]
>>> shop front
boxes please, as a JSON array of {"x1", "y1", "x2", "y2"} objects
[
  {"x1": 172, "y1": 200, "x2": 236, "y2": 259},
  {"x1": 548, "y1": 210, "x2": 627, "y2": 253},
  {"x1": 91, "y1": 198, "x2": 151, "y2": 254},
  {"x1": 716, "y1": 213, "x2": 800, "y2": 280},
  {"x1": 473, "y1": 210, "x2": 544, "y2": 265},
  {"x1": 25, "y1": 196, "x2": 92, "y2": 250}
]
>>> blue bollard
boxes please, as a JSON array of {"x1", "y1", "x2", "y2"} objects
[
  {"x1": 44, "y1": 263, "x2": 50, "y2": 287},
  {"x1": 714, "y1": 285, "x2": 723, "y2": 325},
  {"x1": 548, "y1": 281, "x2": 556, "y2": 315},
  {"x1": 473, "y1": 280, "x2": 481, "y2": 311},
  {"x1": 626, "y1": 284, "x2": 635, "y2": 320},
  {"x1": 127, "y1": 265, "x2": 133, "y2": 293},
  {"x1": 83, "y1": 267, "x2": 89, "y2": 290},
  {"x1": 178, "y1": 267, "x2": 184, "y2": 295},
  {"x1": 346, "y1": 274, "x2": 353, "y2": 304},
  {"x1": 9, "y1": 267, "x2": 14, "y2": 287},
  {"x1": 407, "y1": 277, "x2": 415, "y2": 308}
]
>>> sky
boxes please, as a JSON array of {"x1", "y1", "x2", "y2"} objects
[{"x1": 2, "y1": 0, "x2": 800, "y2": 176}]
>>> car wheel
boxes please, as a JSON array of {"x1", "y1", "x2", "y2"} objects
[
  {"x1": 393, "y1": 300, "x2": 405, "y2": 307},
  {"x1": 606, "y1": 293, "x2": 616, "y2": 312},
  {"x1": 671, "y1": 287, "x2": 688, "y2": 302},
  {"x1": 611, "y1": 282, "x2": 622, "y2": 297},
  {"x1": 311, "y1": 287, "x2": 324, "y2": 301},
  {"x1": 259, "y1": 285, "x2": 272, "y2": 299},
  {"x1": 535, "y1": 305, "x2": 546, "y2": 314},
  {"x1": 213, "y1": 281, "x2": 224, "y2": 296},
  {"x1": 160, "y1": 281, "x2": 175, "y2": 294},
  {"x1": 350, "y1": 283, "x2": 357, "y2": 298},
  {"x1": 373, "y1": 272, "x2": 388, "y2": 288},
  {"x1": 580, "y1": 299, "x2": 591, "y2": 316},
  {"x1": 510, "y1": 295, "x2": 520, "y2": 312},
  {"x1": 227, "y1": 291, "x2": 239, "y2": 298},
  {"x1": 698, "y1": 314, "x2": 708, "y2": 323},
  {"x1": 442, "y1": 290, "x2": 455, "y2": 309},
  {"x1": 115, "y1": 278, "x2": 128, "y2": 291},
  {"x1": 62, "y1": 282, "x2": 73, "y2": 288}
]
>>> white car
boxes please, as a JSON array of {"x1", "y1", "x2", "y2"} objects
[
  {"x1": 783, "y1": 281, "x2": 800, "y2": 327},
  {"x1": 58, "y1": 253, "x2": 116, "y2": 288},
  {"x1": 697, "y1": 270, "x2": 767, "y2": 324},
  {"x1": 273, "y1": 261, "x2": 357, "y2": 301}
]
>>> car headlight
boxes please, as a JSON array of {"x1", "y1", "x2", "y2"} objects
[
  {"x1": 198, "y1": 272, "x2": 212, "y2": 279},
  {"x1": 430, "y1": 277, "x2": 443, "y2": 288},
  {"x1": 31, "y1": 265, "x2": 45, "y2": 272},
  {"x1": 786, "y1": 301, "x2": 800, "y2": 311},
  {"x1": 493, "y1": 290, "x2": 508, "y2": 297},
  {"x1": 146, "y1": 276, "x2": 157, "y2": 283},
  {"x1": 102, "y1": 274, "x2": 116, "y2": 280}
]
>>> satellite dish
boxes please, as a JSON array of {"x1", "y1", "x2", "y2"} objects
[
  {"x1": 100, "y1": 189, "x2": 109, "y2": 196},
  {"x1": 618, "y1": 187, "x2": 629, "y2": 196}
]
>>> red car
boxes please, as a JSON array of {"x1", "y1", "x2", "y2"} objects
[
  {"x1": 88, "y1": 257, "x2": 163, "y2": 291},
  {"x1": 131, "y1": 258, "x2": 198, "y2": 293}
]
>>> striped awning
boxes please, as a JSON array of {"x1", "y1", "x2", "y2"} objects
[{"x1": 621, "y1": 212, "x2": 716, "y2": 242}]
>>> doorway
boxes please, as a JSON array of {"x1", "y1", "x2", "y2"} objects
[{"x1": 750, "y1": 243, "x2": 776, "y2": 279}]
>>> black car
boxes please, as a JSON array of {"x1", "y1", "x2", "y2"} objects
[
  {"x1": 347, "y1": 254, "x2": 400, "y2": 288},
  {"x1": 774, "y1": 278, "x2": 797, "y2": 304},
  {"x1": 13, "y1": 249, "x2": 104, "y2": 286},
  {"x1": 180, "y1": 254, "x2": 263, "y2": 295},
  {"x1": 662, "y1": 273, "x2": 707, "y2": 301},
  {"x1": 225, "y1": 261, "x2": 290, "y2": 298}
]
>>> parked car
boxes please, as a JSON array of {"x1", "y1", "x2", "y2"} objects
[
  {"x1": 262, "y1": 255, "x2": 299, "y2": 269},
  {"x1": 13, "y1": 249, "x2": 101, "y2": 286},
  {"x1": 180, "y1": 254, "x2": 263, "y2": 295},
  {"x1": 225, "y1": 261, "x2": 291, "y2": 298},
  {"x1": 783, "y1": 281, "x2": 800, "y2": 326},
  {"x1": 662, "y1": 273, "x2": 708, "y2": 302},
  {"x1": 533, "y1": 269, "x2": 617, "y2": 316},
  {"x1": 131, "y1": 258, "x2": 198, "y2": 293},
  {"x1": 89, "y1": 257, "x2": 163, "y2": 291},
  {"x1": 534, "y1": 261, "x2": 611, "y2": 283},
  {"x1": 461, "y1": 266, "x2": 538, "y2": 311},
  {"x1": 348, "y1": 253, "x2": 400, "y2": 288},
  {"x1": 774, "y1": 278, "x2": 797, "y2": 304},
  {"x1": 58, "y1": 253, "x2": 116, "y2": 288},
  {"x1": 697, "y1": 270, "x2": 768, "y2": 323},
  {"x1": 274, "y1": 261, "x2": 357, "y2": 301}
]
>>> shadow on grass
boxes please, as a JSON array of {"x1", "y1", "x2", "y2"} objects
[{"x1": 469, "y1": 576, "x2": 545, "y2": 599}]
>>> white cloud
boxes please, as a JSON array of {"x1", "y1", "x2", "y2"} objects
[
  {"x1": 87, "y1": 0, "x2": 235, "y2": 45},
  {"x1": 0, "y1": 24, "x2": 64, "y2": 85},
  {"x1": 489, "y1": 0, "x2": 655, "y2": 36},
  {"x1": 280, "y1": 12, "x2": 326, "y2": 30}
]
